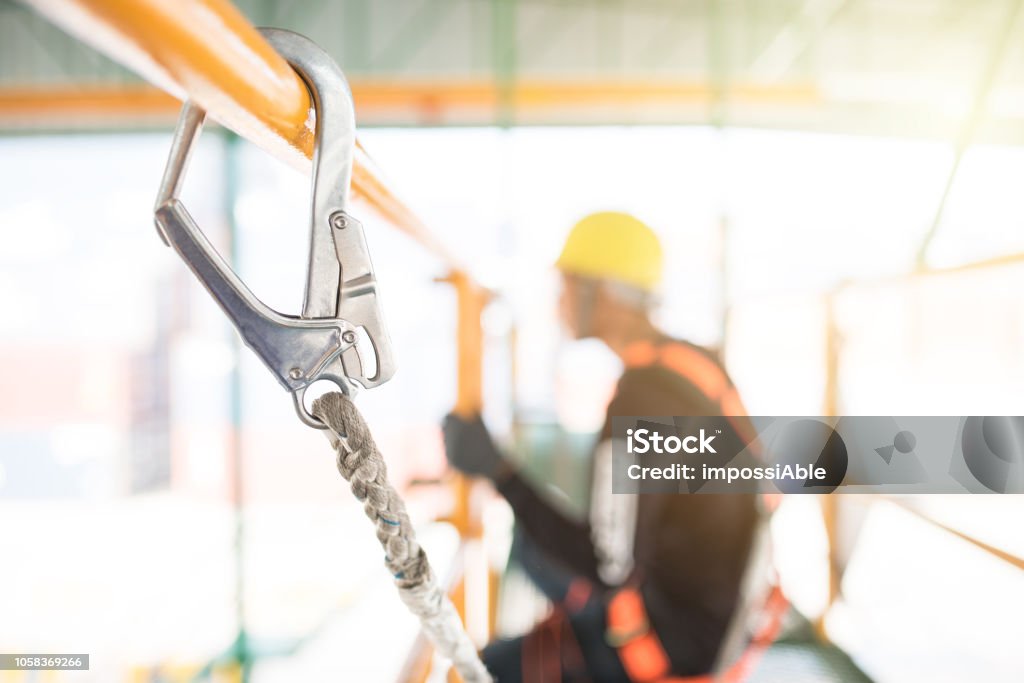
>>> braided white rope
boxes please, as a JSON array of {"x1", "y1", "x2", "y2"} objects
[{"x1": 312, "y1": 392, "x2": 492, "y2": 683}]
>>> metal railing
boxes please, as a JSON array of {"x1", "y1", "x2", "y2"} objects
[
  {"x1": 18, "y1": 1, "x2": 490, "y2": 681},
  {"x1": 21, "y1": 0, "x2": 462, "y2": 264},
  {"x1": 818, "y1": 253, "x2": 1024, "y2": 631}
]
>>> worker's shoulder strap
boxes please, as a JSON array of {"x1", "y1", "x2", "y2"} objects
[
  {"x1": 620, "y1": 339, "x2": 776, "y2": 508},
  {"x1": 622, "y1": 339, "x2": 746, "y2": 417}
]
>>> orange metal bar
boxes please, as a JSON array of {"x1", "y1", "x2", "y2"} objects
[
  {"x1": 355, "y1": 78, "x2": 820, "y2": 108},
  {"x1": 884, "y1": 498, "x2": 1024, "y2": 572},
  {"x1": 438, "y1": 271, "x2": 489, "y2": 538},
  {"x1": 436, "y1": 271, "x2": 490, "y2": 666},
  {"x1": 0, "y1": 86, "x2": 180, "y2": 120},
  {"x1": 450, "y1": 272, "x2": 488, "y2": 419},
  {"x1": 818, "y1": 296, "x2": 842, "y2": 636},
  {"x1": 25, "y1": 0, "x2": 313, "y2": 161},
  {"x1": 0, "y1": 80, "x2": 821, "y2": 125},
  {"x1": 22, "y1": 0, "x2": 455, "y2": 263},
  {"x1": 22, "y1": 2, "x2": 493, "y2": 666}
]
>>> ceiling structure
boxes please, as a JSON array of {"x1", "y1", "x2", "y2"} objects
[{"x1": 0, "y1": 0, "x2": 1023, "y2": 143}]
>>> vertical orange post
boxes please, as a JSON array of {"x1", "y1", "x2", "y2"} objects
[
  {"x1": 437, "y1": 270, "x2": 490, "y2": 682},
  {"x1": 818, "y1": 293, "x2": 842, "y2": 639},
  {"x1": 446, "y1": 270, "x2": 489, "y2": 539},
  {"x1": 22, "y1": 0, "x2": 462, "y2": 262},
  {"x1": 451, "y1": 270, "x2": 487, "y2": 419}
]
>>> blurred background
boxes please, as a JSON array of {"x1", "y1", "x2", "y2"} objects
[{"x1": 0, "y1": 0, "x2": 1022, "y2": 681}]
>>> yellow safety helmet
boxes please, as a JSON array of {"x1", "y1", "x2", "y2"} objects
[{"x1": 555, "y1": 211, "x2": 663, "y2": 292}]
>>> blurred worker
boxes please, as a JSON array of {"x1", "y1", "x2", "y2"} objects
[{"x1": 443, "y1": 212, "x2": 759, "y2": 682}]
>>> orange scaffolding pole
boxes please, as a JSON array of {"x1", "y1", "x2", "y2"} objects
[
  {"x1": 23, "y1": 0, "x2": 484, "y2": 425},
  {"x1": 23, "y1": 0, "x2": 459, "y2": 266},
  {"x1": 24, "y1": 6, "x2": 492, "y2": 674},
  {"x1": 0, "y1": 80, "x2": 822, "y2": 126},
  {"x1": 24, "y1": 0, "x2": 489, "y2": 661}
]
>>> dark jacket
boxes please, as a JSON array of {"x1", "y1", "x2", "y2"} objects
[{"x1": 497, "y1": 338, "x2": 759, "y2": 675}]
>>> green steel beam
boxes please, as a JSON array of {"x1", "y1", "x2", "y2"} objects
[{"x1": 492, "y1": 0, "x2": 516, "y2": 127}]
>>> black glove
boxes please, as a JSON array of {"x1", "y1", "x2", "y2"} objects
[{"x1": 442, "y1": 413, "x2": 507, "y2": 480}]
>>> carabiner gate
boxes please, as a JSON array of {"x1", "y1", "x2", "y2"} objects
[{"x1": 153, "y1": 28, "x2": 395, "y2": 428}]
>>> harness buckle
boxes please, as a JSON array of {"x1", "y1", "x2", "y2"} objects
[{"x1": 153, "y1": 28, "x2": 395, "y2": 429}]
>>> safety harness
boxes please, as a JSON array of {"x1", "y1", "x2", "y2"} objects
[
  {"x1": 621, "y1": 339, "x2": 757, "y2": 446},
  {"x1": 615, "y1": 339, "x2": 786, "y2": 683},
  {"x1": 607, "y1": 583, "x2": 788, "y2": 683},
  {"x1": 523, "y1": 338, "x2": 787, "y2": 683}
]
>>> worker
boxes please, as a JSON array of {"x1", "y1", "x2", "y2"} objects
[{"x1": 443, "y1": 212, "x2": 760, "y2": 682}]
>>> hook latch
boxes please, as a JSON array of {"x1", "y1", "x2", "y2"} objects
[{"x1": 153, "y1": 29, "x2": 395, "y2": 428}]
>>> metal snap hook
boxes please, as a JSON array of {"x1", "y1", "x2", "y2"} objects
[{"x1": 153, "y1": 29, "x2": 395, "y2": 428}]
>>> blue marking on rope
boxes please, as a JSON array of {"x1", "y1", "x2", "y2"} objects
[{"x1": 380, "y1": 516, "x2": 400, "y2": 526}]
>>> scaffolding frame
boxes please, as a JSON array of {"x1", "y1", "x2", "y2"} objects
[
  {"x1": 817, "y1": 253, "x2": 1024, "y2": 636},
  {"x1": 18, "y1": 2, "x2": 490, "y2": 681}
]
